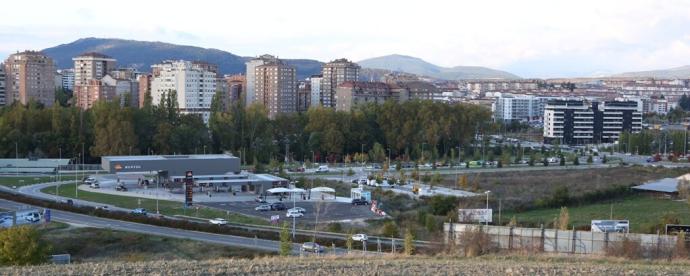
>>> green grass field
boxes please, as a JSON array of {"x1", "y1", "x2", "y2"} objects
[
  {"x1": 500, "y1": 195, "x2": 690, "y2": 233},
  {"x1": 41, "y1": 185, "x2": 269, "y2": 225},
  {"x1": 0, "y1": 175, "x2": 80, "y2": 188}
]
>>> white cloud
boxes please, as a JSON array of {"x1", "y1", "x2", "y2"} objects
[{"x1": 1, "y1": 0, "x2": 690, "y2": 77}]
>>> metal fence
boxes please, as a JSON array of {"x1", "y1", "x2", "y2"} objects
[{"x1": 444, "y1": 223, "x2": 679, "y2": 257}]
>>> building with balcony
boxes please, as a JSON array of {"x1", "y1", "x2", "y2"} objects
[
  {"x1": 3, "y1": 51, "x2": 56, "y2": 106},
  {"x1": 321, "y1": 59, "x2": 360, "y2": 108},
  {"x1": 150, "y1": 60, "x2": 218, "y2": 124}
]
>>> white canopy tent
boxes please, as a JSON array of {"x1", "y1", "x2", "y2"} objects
[
  {"x1": 266, "y1": 187, "x2": 307, "y2": 201},
  {"x1": 310, "y1": 186, "x2": 336, "y2": 200}
]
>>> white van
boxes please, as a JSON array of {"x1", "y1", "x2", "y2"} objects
[{"x1": 316, "y1": 165, "x2": 330, "y2": 173}]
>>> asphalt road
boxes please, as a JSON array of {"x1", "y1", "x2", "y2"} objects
[{"x1": 201, "y1": 201, "x2": 378, "y2": 223}]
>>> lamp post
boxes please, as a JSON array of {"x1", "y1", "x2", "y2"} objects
[
  {"x1": 484, "y1": 190, "x2": 491, "y2": 226},
  {"x1": 361, "y1": 144, "x2": 365, "y2": 165}
]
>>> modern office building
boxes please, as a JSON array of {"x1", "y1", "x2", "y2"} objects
[
  {"x1": 150, "y1": 60, "x2": 218, "y2": 124},
  {"x1": 320, "y1": 59, "x2": 360, "y2": 108},
  {"x1": 254, "y1": 60, "x2": 297, "y2": 118},
  {"x1": 3, "y1": 51, "x2": 56, "y2": 106},
  {"x1": 245, "y1": 54, "x2": 279, "y2": 107},
  {"x1": 543, "y1": 99, "x2": 642, "y2": 144},
  {"x1": 492, "y1": 94, "x2": 554, "y2": 122},
  {"x1": 309, "y1": 75, "x2": 322, "y2": 107},
  {"x1": 73, "y1": 52, "x2": 116, "y2": 87},
  {"x1": 335, "y1": 81, "x2": 406, "y2": 112},
  {"x1": 74, "y1": 79, "x2": 116, "y2": 109}
]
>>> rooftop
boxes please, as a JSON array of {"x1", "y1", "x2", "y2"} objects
[
  {"x1": 74, "y1": 52, "x2": 115, "y2": 59},
  {"x1": 102, "y1": 154, "x2": 237, "y2": 162},
  {"x1": 632, "y1": 178, "x2": 679, "y2": 193}
]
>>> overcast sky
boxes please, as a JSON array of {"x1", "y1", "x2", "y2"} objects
[{"x1": 1, "y1": 0, "x2": 689, "y2": 78}]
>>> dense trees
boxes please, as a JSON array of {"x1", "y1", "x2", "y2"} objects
[
  {"x1": 0, "y1": 97, "x2": 492, "y2": 163},
  {"x1": 0, "y1": 226, "x2": 51, "y2": 265}
]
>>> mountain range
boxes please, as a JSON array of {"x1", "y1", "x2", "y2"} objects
[
  {"x1": 40, "y1": 38, "x2": 521, "y2": 81},
  {"x1": 357, "y1": 54, "x2": 520, "y2": 80},
  {"x1": 41, "y1": 38, "x2": 323, "y2": 80},
  {"x1": 611, "y1": 65, "x2": 690, "y2": 79}
]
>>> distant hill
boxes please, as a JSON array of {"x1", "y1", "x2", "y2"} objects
[
  {"x1": 357, "y1": 54, "x2": 520, "y2": 80},
  {"x1": 612, "y1": 65, "x2": 690, "y2": 79},
  {"x1": 41, "y1": 38, "x2": 323, "y2": 79}
]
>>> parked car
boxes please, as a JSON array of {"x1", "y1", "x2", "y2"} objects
[
  {"x1": 286, "y1": 210, "x2": 304, "y2": 218},
  {"x1": 131, "y1": 208, "x2": 147, "y2": 216},
  {"x1": 209, "y1": 218, "x2": 228, "y2": 225},
  {"x1": 358, "y1": 179, "x2": 368, "y2": 185},
  {"x1": 83, "y1": 177, "x2": 95, "y2": 184},
  {"x1": 271, "y1": 202, "x2": 287, "y2": 211},
  {"x1": 61, "y1": 199, "x2": 74, "y2": 206},
  {"x1": 24, "y1": 212, "x2": 41, "y2": 223},
  {"x1": 288, "y1": 207, "x2": 306, "y2": 213},
  {"x1": 316, "y1": 165, "x2": 330, "y2": 173},
  {"x1": 351, "y1": 198, "x2": 369, "y2": 206},
  {"x1": 116, "y1": 185, "x2": 128, "y2": 191},
  {"x1": 89, "y1": 181, "x2": 100, "y2": 189},
  {"x1": 254, "y1": 197, "x2": 267, "y2": 203},
  {"x1": 301, "y1": 242, "x2": 324, "y2": 253},
  {"x1": 96, "y1": 205, "x2": 109, "y2": 210},
  {"x1": 352, "y1": 233, "x2": 368, "y2": 241},
  {"x1": 255, "y1": 204, "x2": 272, "y2": 212}
]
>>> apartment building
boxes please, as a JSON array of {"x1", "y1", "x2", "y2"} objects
[
  {"x1": 73, "y1": 52, "x2": 116, "y2": 86},
  {"x1": 398, "y1": 81, "x2": 437, "y2": 100},
  {"x1": 3, "y1": 51, "x2": 56, "y2": 106},
  {"x1": 543, "y1": 99, "x2": 642, "y2": 145},
  {"x1": 254, "y1": 60, "x2": 297, "y2": 118},
  {"x1": 225, "y1": 74, "x2": 245, "y2": 104},
  {"x1": 335, "y1": 81, "x2": 406, "y2": 112},
  {"x1": 309, "y1": 75, "x2": 322, "y2": 107},
  {"x1": 492, "y1": 94, "x2": 554, "y2": 122},
  {"x1": 297, "y1": 80, "x2": 311, "y2": 112},
  {"x1": 320, "y1": 59, "x2": 360, "y2": 108},
  {"x1": 151, "y1": 60, "x2": 218, "y2": 124},
  {"x1": 0, "y1": 64, "x2": 5, "y2": 106},
  {"x1": 58, "y1": 69, "x2": 75, "y2": 91},
  {"x1": 137, "y1": 74, "x2": 152, "y2": 108},
  {"x1": 73, "y1": 79, "x2": 116, "y2": 109},
  {"x1": 101, "y1": 75, "x2": 139, "y2": 107},
  {"x1": 245, "y1": 54, "x2": 279, "y2": 106}
]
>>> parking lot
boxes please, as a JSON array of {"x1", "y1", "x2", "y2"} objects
[{"x1": 200, "y1": 201, "x2": 380, "y2": 223}]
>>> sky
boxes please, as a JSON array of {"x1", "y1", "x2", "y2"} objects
[{"x1": 1, "y1": 0, "x2": 690, "y2": 78}]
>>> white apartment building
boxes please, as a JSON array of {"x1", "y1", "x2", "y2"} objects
[
  {"x1": 310, "y1": 75, "x2": 322, "y2": 107},
  {"x1": 58, "y1": 69, "x2": 74, "y2": 91},
  {"x1": 151, "y1": 60, "x2": 217, "y2": 124},
  {"x1": 492, "y1": 94, "x2": 553, "y2": 122}
]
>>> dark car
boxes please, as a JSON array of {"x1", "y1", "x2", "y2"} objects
[
  {"x1": 351, "y1": 198, "x2": 369, "y2": 206},
  {"x1": 271, "y1": 202, "x2": 287, "y2": 211}
]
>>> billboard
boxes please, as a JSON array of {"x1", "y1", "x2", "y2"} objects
[
  {"x1": 184, "y1": 171, "x2": 194, "y2": 207},
  {"x1": 591, "y1": 220, "x2": 629, "y2": 233},
  {"x1": 458, "y1": 209, "x2": 492, "y2": 223},
  {"x1": 666, "y1": 224, "x2": 690, "y2": 235}
]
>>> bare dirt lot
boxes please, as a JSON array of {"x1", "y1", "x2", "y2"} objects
[{"x1": 442, "y1": 166, "x2": 689, "y2": 210}]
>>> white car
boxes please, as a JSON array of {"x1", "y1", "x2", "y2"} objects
[
  {"x1": 352, "y1": 234, "x2": 368, "y2": 241},
  {"x1": 286, "y1": 210, "x2": 304, "y2": 218},
  {"x1": 288, "y1": 207, "x2": 306, "y2": 213},
  {"x1": 316, "y1": 165, "x2": 330, "y2": 173},
  {"x1": 209, "y1": 218, "x2": 228, "y2": 225}
]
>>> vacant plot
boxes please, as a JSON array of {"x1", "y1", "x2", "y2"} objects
[
  {"x1": 41, "y1": 185, "x2": 269, "y2": 225},
  {"x1": 501, "y1": 195, "x2": 690, "y2": 232},
  {"x1": 0, "y1": 175, "x2": 79, "y2": 188},
  {"x1": 443, "y1": 166, "x2": 688, "y2": 210},
  {"x1": 4, "y1": 255, "x2": 689, "y2": 275},
  {"x1": 38, "y1": 223, "x2": 272, "y2": 263}
]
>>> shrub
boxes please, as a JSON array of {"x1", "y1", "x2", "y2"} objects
[
  {"x1": 404, "y1": 229, "x2": 415, "y2": 255},
  {"x1": 425, "y1": 215, "x2": 438, "y2": 233},
  {"x1": 381, "y1": 221, "x2": 399, "y2": 238},
  {"x1": 557, "y1": 207, "x2": 569, "y2": 230},
  {"x1": 457, "y1": 226, "x2": 495, "y2": 257},
  {"x1": 0, "y1": 226, "x2": 51, "y2": 266},
  {"x1": 279, "y1": 222, "x2": 291, "y2": 256},
  {"x1": 427, "y1": 195, "x2": 457, "y2": 216},
  {"x1": 606, "y1": 236, "x2": 643, "y2": 259},
  {"x1": 673, "y1": 231, "x2": 688, "y2": 259}
]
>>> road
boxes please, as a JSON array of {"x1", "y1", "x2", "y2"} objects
[{"x1": 0, "y1": 198, "x2": 365, "y2": 255}]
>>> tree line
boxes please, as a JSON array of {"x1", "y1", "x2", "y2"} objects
[{"x1": 0, "y1": 91, "x2": 492, "y2": 164}]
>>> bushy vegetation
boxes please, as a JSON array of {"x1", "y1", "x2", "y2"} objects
[{"x1": 0, "y1": 226, "x2": 51, "y2": 266}]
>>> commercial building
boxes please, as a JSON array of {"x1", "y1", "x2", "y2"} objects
[
  {"x1": 492, "y1": 94, "x2": 554, "y2": 122},
  {"x1": 320, "y1": 59, "x2": 360, "y2": 108},
  {"x1": 150, "y1": 60, "x2": 218, "y2": 124},
  {"x1": 543, "y1": 99, "x2": 642, "y2": 144},
  {"x1": 73, "y1": 79, "x2": 116, "y2": 109},
  {"x1": 3, "y1": 51, "x2": 56, "y2": 106},
  {"x1": 254, "y1": 60, "x2": 297, "y2": 118},
  {"x1": 73, "y1": 52, "x2": 116, "y2": 87},
  {"x1": 101, "y1": 154, "x2": 288, "y2": 194},
  {"x1": 335, "y1": 81, "x2": 405, "y2": 111},
  {"x1": 245, "y1": 54, "x2": 279, "y2": 107},
  {"x1": 0, "y1": 64, "x2": 5, "y2": 106},
  {"x1": 309, "y1": 75, "x2": 322, "y2": 107}
]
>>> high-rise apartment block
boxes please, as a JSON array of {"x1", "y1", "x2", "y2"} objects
[
  {"x1": 543, "y1": 99, "x2": 642, "y2": 145},
  {"x1": 253, "y1": 60, "x2": 297, "y2": 118},
  {"x1": 73, "y1": 52, "x2": 116, "y2": 86},
  {"x1": 245, "y1": 54, "x2": 279, "y2": 107},
  {"x1": 309, "y1": 75, "x2": 322, "y2": 107},
  {"x1": 150, "y1": 60, "x2": 218, "y2": 123},
  {"x1": 74, "y1": 79, "x2": 116, "y2": 109},
  {"x1": 58, "y1": 69, "x2": 75, "y2": 91},
  {"x1": 320, "y1": 59, "x2": 360, "y2": 108},
  {"x1": 0, "y1": 64, "x2": 5, "y2": 106},
  {"x1": 3, "y1": 51, "x2": 56, "y2": 106},
  {"x1": 137, "y1": 74, "x2": 152, "y2": 108},
  {"x1": 492, "y1": 94, "x2": 554, "y2": 122}
]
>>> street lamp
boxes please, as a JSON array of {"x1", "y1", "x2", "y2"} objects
[{"x1": 484, "y1": 190, "x2": 491, "y2": 226}]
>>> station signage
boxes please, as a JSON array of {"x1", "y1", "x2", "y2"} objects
[
  {"x1": 184, "y1": 171, "x2": 193, "y2": 207},
  {"x1": 458, "y1": 209, "x2": 493, "y2": 223}
]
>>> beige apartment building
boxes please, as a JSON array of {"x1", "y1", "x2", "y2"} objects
[
  {"x1": 3, "y1": 51, "x2": 56, "y2": 106},
  {"x1": 73, "y1": 79, "x2": 115, "y2": 109},
  {"x1": 335, "y1": 81, "x2": 407, "y2": 111},
  {"x1": 73, "y1": 52, "x2": 116, "y2": 86},
  {"x1": 321, "y1": 58, "x2": 360, "y2": 108},
  {"x1": 254, "y1": 60, "x2": 297, "y2": 118}
]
